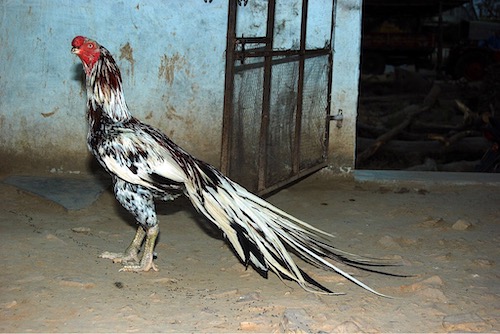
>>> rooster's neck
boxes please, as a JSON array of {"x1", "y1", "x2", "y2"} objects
[{"x1": 87, "y1": 48, "x2": 131, "y2": 123}]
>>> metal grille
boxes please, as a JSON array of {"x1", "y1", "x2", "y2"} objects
[
  {"x1": 300, "y1": 55, "x2": 330, "y2": 169},
  {"x1": 229, "y1": 61, "x2": 265, "y2": 191},
  {"x1": 265, "y1": 59, "x2": 299, "y2": 187},
  {"x1": 222, "y1": 0, "x2": 333, "y2": 195}
]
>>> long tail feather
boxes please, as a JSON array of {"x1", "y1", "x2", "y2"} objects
[{"x1": 184, "y1": 161, "x2": 402, "y2": 297}]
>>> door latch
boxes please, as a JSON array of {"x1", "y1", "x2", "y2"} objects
[{"x1": 329, "y1": 109, "x2": 343, "y2": 128}]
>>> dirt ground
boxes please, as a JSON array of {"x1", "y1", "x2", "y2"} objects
[{"x1": 0, "y1": 171, "x2": 499, "y2": 333}]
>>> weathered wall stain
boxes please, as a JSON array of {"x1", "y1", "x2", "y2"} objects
[
  {"x1": 41, "y1": 107, "x2": 59, "y2": 118},
  {"x1": 166, "y1": 105, "x2": 184, "y2": 121},
  {"x1": 158, "y1": 53, "x2": 188, "y2": 86},
  {"x1": 119, "y1": 42, "x2": 135, "y2": 76}
]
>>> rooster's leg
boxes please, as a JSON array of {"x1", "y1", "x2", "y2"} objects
[
  {"x1": 102, "y1": 178, "x2": 160, "y2": 271},
  {"x1": 100, "y1": 226, "x2": 146, "y2": 264},
  {"x1": 120, "y1": 225, "x2": 159, "y2": 272}
]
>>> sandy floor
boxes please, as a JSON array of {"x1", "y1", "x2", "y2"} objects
[{"x1": 0, "y1": 172, "x2": 498, "y2": 332}]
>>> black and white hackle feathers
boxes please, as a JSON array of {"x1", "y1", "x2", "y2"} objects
[{"x1": 72, "y1": 36, "x2": 401, "y2": 297}]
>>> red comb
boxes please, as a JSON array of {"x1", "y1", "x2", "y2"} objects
[{"x1": 72, "y1": 36, "x2": 86, "y2": 48}]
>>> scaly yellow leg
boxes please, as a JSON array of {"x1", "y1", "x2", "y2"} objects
[
  {"x1": 100, "y1": 226, "x2": 146, "y2": 264},
  {"x1": 120, "y1": 225, "x2": 159, "y2": 272}
]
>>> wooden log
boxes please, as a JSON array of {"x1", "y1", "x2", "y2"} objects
[
  {"x1": 357, "y1": 83, "x2": 441, "y2": 164},
  {"x1": 357, "y1": 137, "x2": 489, "y2": 158},
  {"x1": 358, "y1": 121, "x2": 437, "y2": 141},
  {"x1": 409, "y1": 121, "x2": 465, "y2": 134},
  {"x1": 404, "y1": 158, "x2": 479, "y2": 172},
  {"x1": 360, "y1": 93, "x2": 426, "y2": 104},
  {"x1": 438, "y1": 160, "x2": 480, "y2": 172},
  {"x1": 455, "y1": 99, "x2": 485, "y2": 128},
  {"x1": 428, "y1": 130, "x2": 482, "y2": 146}
]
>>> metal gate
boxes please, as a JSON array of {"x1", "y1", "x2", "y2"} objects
[{"x1": 221, "y1": 0, "x2": 334, "y2": 195}]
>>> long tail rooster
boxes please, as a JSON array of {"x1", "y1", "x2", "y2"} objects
[{"x1": 71, "y1": 36, "x2": 401, "y2": 297}]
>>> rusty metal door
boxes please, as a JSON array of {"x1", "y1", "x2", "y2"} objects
[{"x1": 221, "y1": 0, "x2": 334, "y2": 195}]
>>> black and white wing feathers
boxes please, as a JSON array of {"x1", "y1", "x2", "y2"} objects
[{"x1": 97, "y1": 118, "x2": 190, "y2": 191}]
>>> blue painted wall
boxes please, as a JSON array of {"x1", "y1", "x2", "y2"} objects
[
  {"x1": 329, "y1": 0, "x2": 363, "y2": 173},
  {"x1": 0, "y1": 0, "x2": 361, "y2": 174},
  {"x1": 0, "y1": 0, "x2": 228, "y2": 171}
]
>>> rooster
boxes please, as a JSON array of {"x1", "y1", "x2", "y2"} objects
[{"x1": 71, "y1": 36, "x2": 400, "y2": 296}]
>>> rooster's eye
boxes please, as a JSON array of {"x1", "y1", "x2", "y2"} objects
[{"x1": 87, "y1": 43, "x2": 94, "y2": 49}]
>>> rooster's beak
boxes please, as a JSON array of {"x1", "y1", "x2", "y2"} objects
[{"x1": 71, "y1": 47, "x2": 80, "y2": 54}]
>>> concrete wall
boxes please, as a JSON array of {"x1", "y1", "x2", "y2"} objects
[
  {"x1": 0, "y1": 0, "x2": 361, "y2": 175},
  {"x1": 0, "y1": 0, "x2": 228, "y2": 172},
  {"x1": 328, "y1": 0, "x2": 363, "y2": 174}
]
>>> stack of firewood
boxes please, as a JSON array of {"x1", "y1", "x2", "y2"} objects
[{"x1": 356, "y1": 69, "x2": 497, "y2": 171}]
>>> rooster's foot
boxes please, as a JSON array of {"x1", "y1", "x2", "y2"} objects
[
  {"x1": 119, "y1": 258, "x2": 159, "y2": 272},
  {"x1": 119, "y1": 248, "x2": 158, "y2": 272},
  {"x1": 99, "y1": 226, "x2": 146, "y2": 265},
  {"x1": 101, "y1": 225, "x2": 159, "y2": 272},
  {"x1": 99, "y1": 251, "x2": 139, "y2": 264}
]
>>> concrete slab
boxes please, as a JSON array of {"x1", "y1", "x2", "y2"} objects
[
  {"x1": 354, "y1": 170, "x2": 500, "y2": 186},
  {"x1": 3, "y1": 175, "x2": 111, "y2": 210}
]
